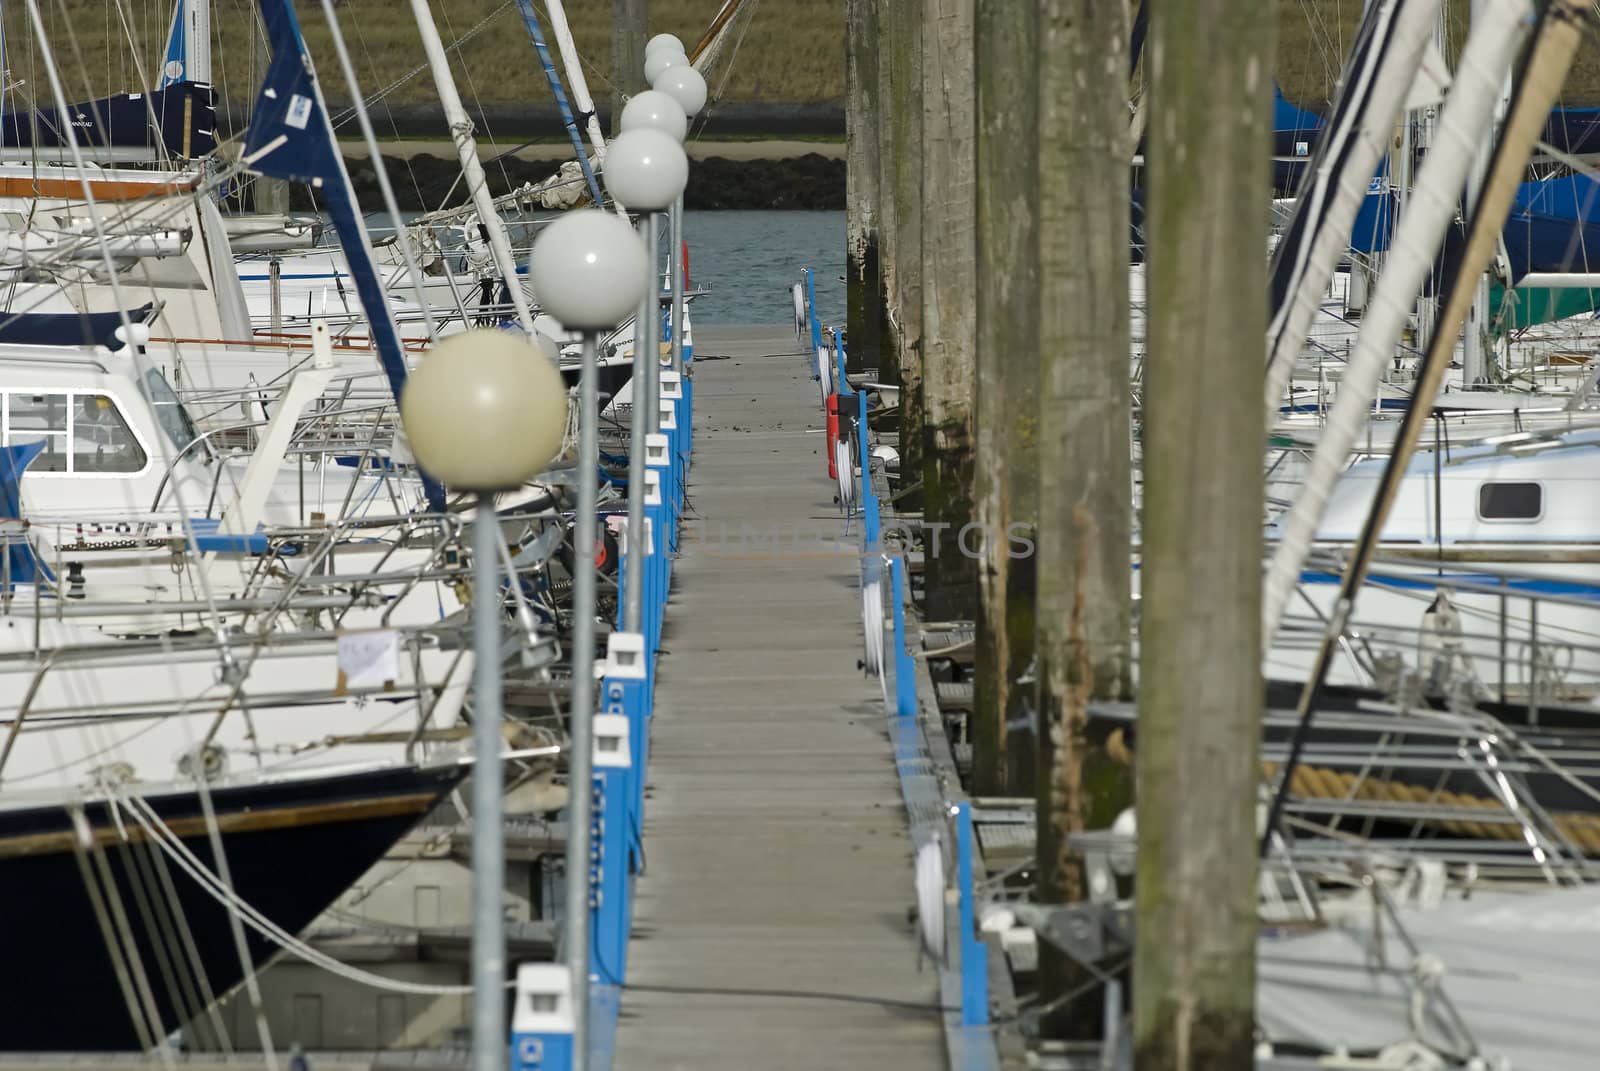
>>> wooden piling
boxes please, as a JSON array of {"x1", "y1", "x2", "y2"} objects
[
  {"x1": 610, "y1": 0, "x2": 647, "y2": 135},
  {"x1": 1033, "y1": 0, "x2": 1135, "y2": 1036},
  {"x1": 845, "y1": 0, "x2": 882, "y2": 378},
  {"x1": 972, "y1": 0, "x2": 1039, "y2": 796},
  {"x1": 1135, "y1": 0, "x2": 1270, "y2": 1065},
  {"x1": 918, "y1": 0, "x2": 978, "y2": 622},
  {"x1": 885, "y1": 0, "x2": 924, "y2": 504}
]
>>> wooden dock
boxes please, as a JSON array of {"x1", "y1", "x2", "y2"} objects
[{"x1": 611, "y1": 326, "x2": 945, "y2": 1070}]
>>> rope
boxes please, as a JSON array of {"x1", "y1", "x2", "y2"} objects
[
  {"x1": 1264, "y1": 760, "x2": 1600, "y2": 855},
  {"x1": 118, "y1": 790, "x2": 477, "y2": 997}
]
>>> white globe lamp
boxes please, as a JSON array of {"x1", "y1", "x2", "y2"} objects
[
  {"x1": 643, "y1": 47, "x2": 686, "y2": 87},
  {"x1": 527, "y1": 210, "x2": 651, "y2": 330},
  {"x1": 651, "y1": 63, "x2": 707, "y2": 119},
  {"x1": 645, "y1": 33, "x2": 683, "y2": 56},
  {"x1": 604, "y1": 128, "x2": 688, "y2": 212},
  {"x1": 620, "y1": 90, "x2": 688, "y2": 143},
  {"x1": 401, "y1": 329, "x2": 567, "y2": 491}
]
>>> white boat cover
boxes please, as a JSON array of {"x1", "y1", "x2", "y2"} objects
[{"x1": 1258, "y1": 884, "x2": 1600, "y2": 1069}]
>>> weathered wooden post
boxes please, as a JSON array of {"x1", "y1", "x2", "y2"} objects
[
  {"x1": 1033, "y1": 0, "x2": 1135, "y2": 1034},
  {"x1": 845, "y1": 0, "x2": 882, "y2": 378},
  {"x1": 1136, "y1": 0, "x2": 1270, "y2": 1066},
  {"x1": 972, "y1": 0, "x2": 1039, "y2": 796},
  {"x1": 885, "y1": 0, "x2": 923, "y2": 499},
  {"x1": 919, "y1": 0, "x2": 978, "y2": 622},
  {"x1": 872, "y1": 0, "x2": 900, "y2": 397},
  {"x1": 610, "y1": 0, "x2": 647, "y2": 134}
]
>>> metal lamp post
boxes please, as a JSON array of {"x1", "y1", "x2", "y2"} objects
[
  {"x1": 604, "y1": 127, "x2": 689, "y2": 633},
  {"x1": 399, "y1": 329, "x2": 569, "y2": 1071},
  {"x1": 527, "y1": 209, "x2": 651, "y2": 1071},
  {"x1": 649, "y1": 65, "x2": 707, "y2": 377}
]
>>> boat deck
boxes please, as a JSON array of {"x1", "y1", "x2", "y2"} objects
[{"x1": 610, "y1": 325, "x2": 945, "y2": 1070}]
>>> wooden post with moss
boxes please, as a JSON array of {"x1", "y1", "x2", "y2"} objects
[
  {"x1": 919, "y1": 0, "x2": 978, "y2": 622},
  {"x1": 1136, "y1": 0, "x2": 1269, "y2": 1065},
  {"x1": 1033, "y1": 0, "x2": 1135, "y2": 1035},
  {"x1": 886, "y1": 0, "x2": 923, "y2": 497},
  {"x1": 845, "y1": 0, "x2": 882, "y2": 378},
  {"x1": 610, "y1": 0, "x2": 647, "y2": 135},
  {"x1": 972, "y1": 0, "x2": 1038, "y2": 797}
]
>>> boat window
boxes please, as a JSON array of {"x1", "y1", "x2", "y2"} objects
[
  {"x1": 3, "y1": 392, "x2": 146, "y2": 474},
  {"x1": 1477, "y1": 481, "x2": 1542, "y2": 521},
  {"x1": 7, "y1": 393, "x2": 68, "y2": 472},
  {"x1": 71, "y1": 394, "x2": 146, "y2": 473},
  {"x1": 140, "y1": 368, "x2": 200, "y2": 453}
]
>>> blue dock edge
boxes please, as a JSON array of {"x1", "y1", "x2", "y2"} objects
[
  {"x1": 512, "y1": 338, "x2": 693, "y2": 1071},
  {"x1": 820, "y1": 286, "x2": 1003, "y2": 1071}
]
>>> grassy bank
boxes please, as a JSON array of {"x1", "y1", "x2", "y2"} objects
[{"x1": 7, "y1": 1, "x2": 1597, "y2": 119}]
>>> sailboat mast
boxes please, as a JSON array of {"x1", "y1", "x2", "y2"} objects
[
  {"x1": 545, "y1": 1, "x2": 610, "y2": 164},
  {"x1": 407, "y1": 0, "x2": 536, "y2": 335},
  {"x1": 158, "y1": 0, "x2": 210, "y2": 88},
  {"x1": 1461, "y1": 0, "x2": 1511, "y2": 385}
]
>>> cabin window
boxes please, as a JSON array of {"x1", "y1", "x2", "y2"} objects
[
  {"x1": 140, "y1": 369, "x2": 199, "y2": 453},
  {"x1": 1477, "y1": 481, "x2": 1542, "y2": 521},
  {"x1": 3, "y1": 391, "x2": 146, "y2": 475},
  {"x1": 71, "y1": 395, "x2": 146, "y2": 473},
  {"x1": 7, "y1": 393, "x2": 68, "y2": 472}
]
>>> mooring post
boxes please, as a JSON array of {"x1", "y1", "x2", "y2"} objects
[
  {"x1": 973, "y1": 0, "x2": 1041, "y2": 801},
  {"x1": 918, "y1": 0, "x2": 979, "y2": 623},
  {"x1": 1034, "y1": 0, "x2": 1136, "y2": 1037},
  {"x1": 846, "y1": 0, "x2": 882, "y2": 378},
  {"x1": 1136, "y1": 1, "x2": 1270, "y2": 1066},
  {"x1": 955, "y1": 801, "x2": 989, "y2": 1026}
]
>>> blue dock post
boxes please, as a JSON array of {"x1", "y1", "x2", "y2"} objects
[
  {"x1": 590, "y1": 712, "x2": 633, "y2": 986},
  {"x1": 856, "y1": 388, "x2": 878, "y2": 541},
  {"x1": 956, "y1": 802, "x2": 989, "y2": 1027},
  {"x1": 889, "y1": 556, "x2": 916, "y2": 719},
  {"x1": 644, "y1": 431, "x2": 674, "y2": 631},
  {"x1": 510, "y1": 964, "x2": 575, "y2": 1071},
  {"x1": 658, "y1": 372, "x2": 685, "y2": 488},
  {"x1": 601, "y1": 631, "x2": 651, "y2": 827}
]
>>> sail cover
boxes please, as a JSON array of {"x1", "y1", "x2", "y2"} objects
[
  {"x1": 0, "y1": 82, "x2": 215, "y2": 160},
  {"x1": 243, "y1": 0, "x2": 444, "y2": 512},
  {"x1": 0, "y1": 304, "x2": 155, "y2": 349}
]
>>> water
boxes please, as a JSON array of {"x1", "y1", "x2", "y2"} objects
[
  {"x1": 684, "y1": 210, "x2": 845, "y2": 326},
  {"x1": 364, "y1": 208, "x2": 846, "y2": 328}
]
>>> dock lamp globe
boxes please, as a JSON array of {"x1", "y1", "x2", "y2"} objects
[
  {"x1": 620, "y1": 89, "x2": 688, "y2": 144},
  {"x1": 645, "y1": 32, "x2": 684, "y2": 56},
  {"x1": 603, "y1": 128, "x2": 690, "y2": 213},
  {"x1": 651, "y1": 64, "x2": 707, "y2": 120},
  {"x1": 527, "y1": 207, "x2": 649, "y2": 1063},
  {"x1": 398, "y1": 327, "x2": 566, "y2": 1071},
  {"x1": 643, "y1": 45, "x2": 685, "y2": 87}
]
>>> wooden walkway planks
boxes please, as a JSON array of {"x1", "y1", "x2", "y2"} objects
[{"x1": 611, "y1": 325, "x2": 945, "y2": 1070}]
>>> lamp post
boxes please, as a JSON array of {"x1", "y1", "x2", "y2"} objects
[
  {"x1": 604, "y1": 127, "x2": 688, "y2": 634},
  {"x1": 650, "y1": 65, "x2": 707, "y2": 376},
  {"x1": 527, "y1": 210, "x2": 649, "y2": 1071},
  {"x1": 399, "y1": 329, "x2": 568, "y2": 1071}
]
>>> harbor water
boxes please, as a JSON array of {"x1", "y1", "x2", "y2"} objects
[{"x1": 682, "y1": 210, "x2": 845, "y2": 324}]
